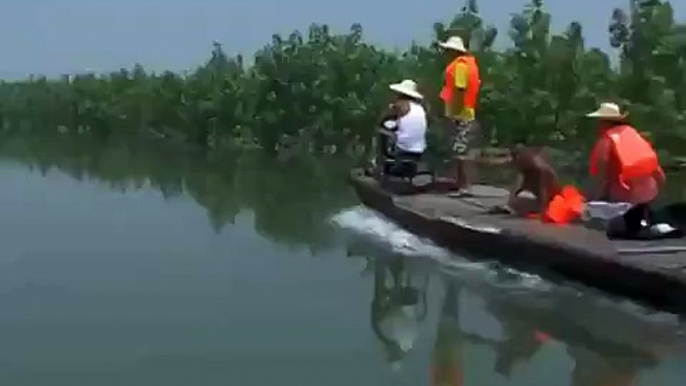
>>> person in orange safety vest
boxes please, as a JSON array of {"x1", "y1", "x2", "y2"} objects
[
  {"x1": 587, "y1": 102, "x2": 665, "y2": 234},
  {"x1": 438, "y1": 36, "x2": 482, "y2": 192}
]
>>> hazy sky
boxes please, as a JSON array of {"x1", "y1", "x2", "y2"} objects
[{"x1": 0, "y1": 0, "x2": 684, "y2": 79}]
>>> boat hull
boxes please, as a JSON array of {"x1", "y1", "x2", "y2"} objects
[{"x1": 348, "y1": 168, "x2": 686, "y2": 315}]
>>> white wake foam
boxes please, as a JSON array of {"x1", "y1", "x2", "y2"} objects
[
  {"x1": 331, "y1": 205, "x2": 450, "y2": 258},
  {"x1": 330, "y1": 205, "x2": 547, "y2": 289}
]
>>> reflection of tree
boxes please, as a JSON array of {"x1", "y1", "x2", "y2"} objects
[
  {"x1": 240, "y1": 153, "x2": 355, "y2": 250},
  {"x1": 184, "y1": 152, "x2": 241, "y2": 232},
  {"x1": 0, "y1": 133, "x2": 354, "y2": 252},
  {"x1": 369, "y1": 255, "x2": 429, "y2": 368}
]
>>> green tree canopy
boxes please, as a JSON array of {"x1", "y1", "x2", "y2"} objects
[{"x1": 0, "y1": 0, "x2": 683, "y2": 157}]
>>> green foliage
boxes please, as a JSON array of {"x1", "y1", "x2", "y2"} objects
[{"x1": 0, "y1": 0, "x2": 684, "y2": 155}]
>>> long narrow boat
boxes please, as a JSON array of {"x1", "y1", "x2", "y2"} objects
[{"x1": 348, "y1": 168, "x2": 686, "y2": 315}]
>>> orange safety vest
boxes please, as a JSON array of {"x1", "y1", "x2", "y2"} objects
[
  {"x1": 439, "y1": 55, "x2": 481, "y2": 110},
  {"x1": 526, "y1": 186, "x2": 585, "y2": 224},
  {"x1": 542, "y1": 185, "x2": 585, "y2": 225},
  {"x1": 589, "y1": 125, "x2": 662, "y2": 189}
]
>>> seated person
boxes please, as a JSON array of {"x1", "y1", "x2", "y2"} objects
[{"x1": 376, "y1": 79, "x2": 428, "y2": 177}]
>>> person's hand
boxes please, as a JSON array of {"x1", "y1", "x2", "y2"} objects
[{"x1": 382, "y1": 120, "x2": 397, "y2": 130}]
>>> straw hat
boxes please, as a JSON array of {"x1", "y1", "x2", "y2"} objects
[
  {"x1": 586, "y1": 102, "x2": 629, "y2": 121},
  {"x1": 438, "y1": 36, "x2": 468, "y2": 53},
  {"x1": 389, "y1": 79, "x2": 424, "y2": 100}
]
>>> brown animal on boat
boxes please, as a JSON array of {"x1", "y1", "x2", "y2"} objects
[{"x1": 508, "y1": 144, "x2": 563, "y2": 216}]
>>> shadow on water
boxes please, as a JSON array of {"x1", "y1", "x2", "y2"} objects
[{"x1": 335, "y1": 207, "x2": 686, "y2": 386}]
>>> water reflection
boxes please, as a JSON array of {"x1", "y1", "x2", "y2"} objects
[
  {"x1": 431, "y1": 281, "x2": 466, "y2": 386},
  {"x1": 347, "y1": 236, "x2": 686, "y2": 385},
  {"x1": 0, "y1": 132, "x2": 355, "y2": 252},
  {"x1": 3, "y1": 132, "x2": 686, "y2": 384},
  {"x1": 370, "y1": 255, "x2": 429, "y2": 368},
  {"x1": 451, "y1": 276, "x2": 669, "y2": 386}
]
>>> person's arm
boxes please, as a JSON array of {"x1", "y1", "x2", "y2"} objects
[
  {"x1": 422, "y1": 100, "x2": 433, "y2": 127},
  {"x1": 378, "y1": 103, "x2": 400, "y2": 129},
  {"x1": 509, "y1": 173, "x2": 524, "y2": 202},
  {"x1": 591, "y1": 140, "x2": 611, "y2": 201},
  {"x1": 538, "y1": 172, "x2": 552, "y2": 214},
  {"x1": 655, "y1": 166, "x2": 666, "y2": 188}
]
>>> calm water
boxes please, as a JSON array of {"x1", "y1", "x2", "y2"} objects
[{"x1": 0, "y1": 134, "x2": 685, "y2": 385}]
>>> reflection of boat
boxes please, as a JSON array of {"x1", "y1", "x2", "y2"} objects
[
  {"x1": 346, "y1": 221, "x2": 686, "y2": 384},
  {"x1": 457, "y1": 275, "x2": 685, "y2": 363},
  {"x1": 429, "y1": 276, "x2": 685, "y2": 386},
  {"x1": 349, "y1": 168, "x2": 686, "y2": 314}
]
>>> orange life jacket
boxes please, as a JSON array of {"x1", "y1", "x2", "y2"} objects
[
  {"x1": 589, "y1": 125, "x2": 662, "y2": 189},
  {"x1": 439, "y1": 55, "x2": 481, "y2": 110},
  {"x1": 542, "y1": 185, "x2": 585, "y2": 225}
]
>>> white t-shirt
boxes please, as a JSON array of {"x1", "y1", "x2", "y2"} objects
[{"x1": 395, "y1": 101, "x2": 427, "y2": 154}]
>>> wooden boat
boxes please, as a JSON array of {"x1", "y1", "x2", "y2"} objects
[{"x1": 348, "y1": 168, "x2": 686, "y2": 315}]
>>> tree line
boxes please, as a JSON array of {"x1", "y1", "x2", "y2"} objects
[{"x1": 0, "y1": 0, "x2": 684, "y2": 158}]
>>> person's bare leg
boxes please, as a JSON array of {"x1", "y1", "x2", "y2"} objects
[
  {"x1": 508, "y1": 192, "x2": 539, "y2": 217},
  {"x1": 464, "y1": 152, "x2": 478, "y2": 188},
  {"x1": 455, "y1": 153, "x2": 478, "y2": 190},
  {"x1": 455, "y1": 158, "x2": 467, "y2": 190},
  {"x1": 452, "y1": 121, "x2": 480, "y2": 191}
]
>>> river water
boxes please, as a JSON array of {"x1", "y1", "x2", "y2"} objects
[{"x1": 0, "y1": 134, "x2": 685, "y2": 385}]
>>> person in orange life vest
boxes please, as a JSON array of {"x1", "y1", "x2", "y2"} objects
[
  {"x1": 587, "y1": 102, "x2": 665, "y2": 233},
  {"x1": 438, "y1": 36, "x2": 482, "y2": 191}
]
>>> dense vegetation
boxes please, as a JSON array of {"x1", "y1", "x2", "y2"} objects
[{"x1": 0, "y1": 0, "x2": 684, "y2": 157}]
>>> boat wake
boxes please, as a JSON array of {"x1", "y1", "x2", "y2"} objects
[
  {"x1": 330, "y1": 205, "x2": 545, "y2": 290},
  {"x1": 331, "y1": 205, "x2": 450, "y2": 259}
]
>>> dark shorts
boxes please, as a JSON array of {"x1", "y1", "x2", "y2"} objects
[
  {"x1": 449, "y1": 119, "x2": 481, "y2": 158},
  {"x1": 385, "y1": 150, "x2": 423, "y2": 177}
]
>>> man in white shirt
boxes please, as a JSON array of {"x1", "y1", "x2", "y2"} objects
[{"x1": 377, "y1": 79, "x2": 428, "y2": 177}]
